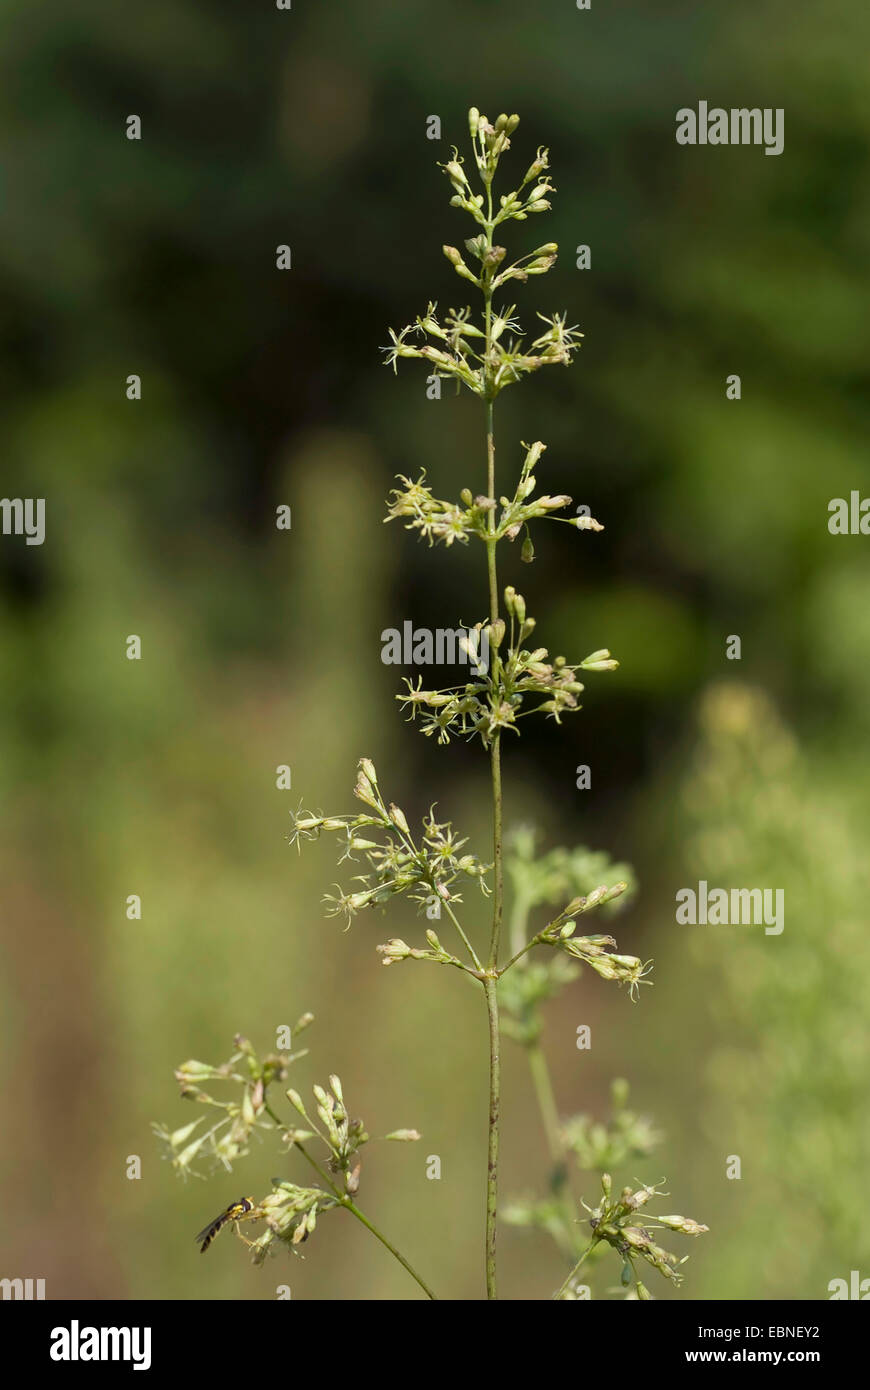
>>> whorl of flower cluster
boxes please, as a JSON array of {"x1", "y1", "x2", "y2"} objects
[
  {"x1": 155, "y1": 1032, "x2": 421, "y2": 1266},
  {"x1": 288, "y1": 758, "x2": 491, "y2": 927},
  {"x1": 151, "y1": 1023, "x2": 313, "y2": 1179},
  {"x1": 504, "y1": 1079, "x2": 663, "y2": 1262},
  {"x1": 558, "y1": 1173, "x2": 708, "y2": 1299},
  {"x1": 385, "y1": 439, "x2": 603, "y2": 551},
  {"x1": 247, "y1": 1074, "x2": 420, "y2": 1264},
  {"x1": 396, "y1": 586, "x2": 618, "y2": 748}
]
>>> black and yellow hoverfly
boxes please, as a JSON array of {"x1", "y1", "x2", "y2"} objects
[{"x1": 196, "y1": 1197, "x2": 256, "y2": 1254}]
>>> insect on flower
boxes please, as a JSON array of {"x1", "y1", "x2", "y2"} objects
[{"x1": 195, "y1": 1197, "x2": 256, "y2": 1254}]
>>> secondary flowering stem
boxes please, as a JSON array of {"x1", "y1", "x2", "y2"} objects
[
  {"x1": 498, "y1": 931, "x2": 541, "y2": 977},
  {"x1": 554, "y1": 1239, "x2": 600, "y2": 1300},
  {"x1": 442, "y1": 898, "x2": 484, "y2": 973},
  {"x1": 266, "y1": 1103, "x2": 439, "y2": 1301}
]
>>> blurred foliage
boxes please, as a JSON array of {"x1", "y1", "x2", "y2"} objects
[
  {"x1": 660, "y1": 683, "x2": 870, "y2": 1298},
  {"x1": 1, "y1": 0, "x2": 868, "y2": 1298}
]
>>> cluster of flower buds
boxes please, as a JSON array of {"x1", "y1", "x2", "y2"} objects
[
  {"x1": 384, "y1": 303, "x2": 582, "y2": 400},
  {"x1": 533, "y1": 888, "x2": 652, "y2": 1000},
  {"x1": 152, "y1": 1023, "x2": 314, "y2": 1179},
  {"x1": 576, "y1": 1173, "x2": 708, "y2": 1296},
  {"x1": 289, "y1": 760, "x2": 490, "y2": 927},
  {"x1": 286, "y1": 1075, "x2": 369, "y2": 1196},
  {"x1": 249, "y1": 1182, "x2": 338, "y2": 1262},
  {"x1": 385, "y1": 439, "x2": 602, "y2": 556},
  {"x1": 496, "y1": 440, "x2": 569, "y2": 540},
  {"x1": 383, "y1": 107, "x2": 582, "y2": 401},
  {"x1": 376, "y1": 926, "x2": 467, "y2": 975},
  {"x1": 468, "y1": 108, "x2": 521, "y2": 184},
  {"x1": 384, "y1": 470, "x2": 495, "y2": 547},
  {"x1": 244, "y1": 1075, "x2": 419, "y2": 1264},
  {"x1": 398, "y1": 588, "x2": 618, "y2": 747}
]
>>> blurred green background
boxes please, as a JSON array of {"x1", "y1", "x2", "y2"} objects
[{"x1": 1, "y1": 0, "x2": 868, "y2": 1300}]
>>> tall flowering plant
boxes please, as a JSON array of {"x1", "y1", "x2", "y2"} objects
[{"x1": 155, "y1": 108, "x2": 706, "y2": 1301}]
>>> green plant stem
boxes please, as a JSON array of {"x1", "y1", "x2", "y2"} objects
[
  {"x1": 482, "y1": 206, "x2": 504, "y2": 1297},
  {"x1": 483, "y1": 973, "x2": 500, "y2": 1300},
  {"x1": 488, "y1": 736, "x2": 504, "y2": 967},
  {"x1": 265, "y1": 1104, "x2": 438, "y2": 1300},
  {"x1": 442, "y1": 898, "x2": 484, "y2": 972},
  {"x1": 502, "y1": 903, "x2": 581, "y2": 1266},
  {"x1": 554, "y1": 1238, "x2": 600, "y2": 1300},
  {"x1": 485, "y1": 399, "x2": 498, "y2": 623},
  {"x1": 341, "y1": 1195, "x2": 439, "y2": 1302},
  {"x1": 527, "y1": 1039, "x2": 581, "y2": 1265},
  {"x1": 498, "y1": 932, "x2": 541, "y2": 977}
]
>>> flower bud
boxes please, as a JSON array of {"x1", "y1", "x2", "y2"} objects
[
  {"x1": 523, "y1": 148, "x2": 549, "y2": 183},
  {"x1": 443, "y1": 245, "x2": 480, "y2": 285},
  {"x1": 521, "y1": 534, "x2": 535, "y2": 563},
  {"x1": 522, "y1": 440, "x2": 546, "y2": 469},
  {"x1": 174, "y1": 1059, "x2": 222, "y2": 1083},
  {"x1": 468, "y1": 107, "x2": 480, "y2": 139},
  {"x1": 442, "y1": 157, "x2": 467, "y2": 189},
  {"x1": 488, "y1": 618, "x2": 505, "y2": 648},
  {"x1": 286, "y1": 1088, "x2": 307, "y2": 1116},
  {"x1": 376, "y1": 938, "x2": 411, "y2": 965},
  {"x1": 581, "y1": 649, "x2": 619, "y2": 671},
  {"x1": 657, "y1": 1216, "x2": 709, "y2": 1235}
]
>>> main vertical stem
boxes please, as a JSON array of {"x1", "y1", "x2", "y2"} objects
[
  {"x1": 484, "y1": 346, "x2": 504, "y2": 1297},
  {"x1": 483, "y1": 973, "x2": 500, "y2": 1299}
]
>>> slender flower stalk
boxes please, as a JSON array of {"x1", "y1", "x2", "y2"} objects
[
  {"x1": 270, "y1": 1107, "x2": 438, "y2": 1301},
  {"x1": 554, "y1": 1239, "x2": 600, "y2": 1300}
]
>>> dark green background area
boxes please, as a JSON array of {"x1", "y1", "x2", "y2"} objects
[{"x1": 1, "y1": 0, "x2": 868, "y2": 1299}]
